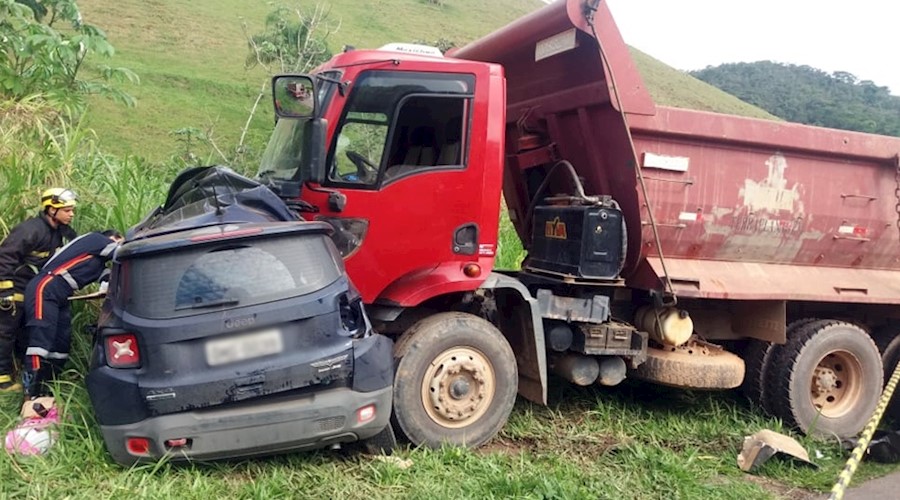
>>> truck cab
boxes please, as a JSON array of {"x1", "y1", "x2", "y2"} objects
[
  {"x1": 260, "y1": 46, "x2": 506, "y2": 308},
  {"x1": 260, "y1": 44, "x2": 549, "y2": 450}
]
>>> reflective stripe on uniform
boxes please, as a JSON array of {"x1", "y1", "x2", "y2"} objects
[
  {"x1": 34, "y1": 274, "x2": 54, "y2": 320},
  {"x1": 100, "y1": 242, "x2": 118, "y2": 258},
  {"x1": 9, "y1": 293, "x2": 24, "y2": 302},
  {"x1": 25, "y1": 347, "x2": 69, "y2": 360},
  {"x1": 29, "y1": 250, "x2": 50, "y2": 258},
  {"x1": 56, "y1": 269, "x2": 78, "y2": 289},
  {"x1": 0, "y1": 280, "x2": 12, "y2": 289}
]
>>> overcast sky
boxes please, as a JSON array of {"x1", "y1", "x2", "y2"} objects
[{"x1": 598, "y1": 0, "x2": 899, "y2": 95}]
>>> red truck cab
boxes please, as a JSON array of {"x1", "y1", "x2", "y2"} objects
[
  {"x1": 263, "y1": 46, "x2": 506, "y2": 307},
  {"x1": 261, "y1": 47, "x2": 537, "y2": 449}
]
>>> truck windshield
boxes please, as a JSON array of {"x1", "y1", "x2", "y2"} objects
[{"x1": 258, "y1": 71, "x2": 339, "y2": 182}]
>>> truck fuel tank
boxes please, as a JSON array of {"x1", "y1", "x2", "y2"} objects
[
  {"x1": 526, "y1": 201, "x2": 626, "y2": 280},
  {"x1": 635, "y1": 306, "x2": 694, "y2": 347}
]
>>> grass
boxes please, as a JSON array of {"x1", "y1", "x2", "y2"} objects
[{"x1": 3, "y1": 344, "x2": 898, "y2": 500}]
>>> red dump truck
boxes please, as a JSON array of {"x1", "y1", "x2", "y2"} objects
[{"x1": 258, "y1": 0, "x2": 900, "y2": 447}]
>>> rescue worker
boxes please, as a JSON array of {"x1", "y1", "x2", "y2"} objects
[
  {"x1": 22, "y1": 230, "x2": 122, "y2": 398},
  {"x1": 0, "y1": 188, "x2": 78, "y2": 392}
]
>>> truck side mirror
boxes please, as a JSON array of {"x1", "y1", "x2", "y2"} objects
[{"x1": 273, "y1": 75, "x2": 316, "y2": 118}]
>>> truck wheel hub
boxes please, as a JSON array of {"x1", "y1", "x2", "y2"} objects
[
  {"x1": 813, "y1": 367, "x2": 838, "y2": 393},
  {"x1": 449, "y1": 378, "x2": 471, "y2": 399},
  {"x1": 422, "y1": 347, "x2": 495, "y2": 428},
  {"x1": 810, "y1": 350, "x2": 863, "y2": 417}
]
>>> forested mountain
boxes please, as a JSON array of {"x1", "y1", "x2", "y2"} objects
[{"x1": 690, "y1": 62, "x2": 900, "y2": 137}]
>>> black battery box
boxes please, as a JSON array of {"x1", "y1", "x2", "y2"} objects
[{"x1": 528, "y1": 202, "x2": 625, "y2": 280}]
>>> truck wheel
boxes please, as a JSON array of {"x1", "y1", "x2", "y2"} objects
[
  {"x1": 742, "y1": 318, "x2": 818, "y2": 413},
  {"x1": 741, "y1": 340, "x2": 775, "y2": 407},
  {"x1": 874, "y1": 328, "x2": 900, "y2": 421},
  {"x1": 392, "y1": 312, "x2": 517, "y2": 449},
  {"x1": 768, "y1": 320, "x2": 882, "y2": 438},
  {"x1": 632, "y1": 341, "x2": 744, "y2": 389}
]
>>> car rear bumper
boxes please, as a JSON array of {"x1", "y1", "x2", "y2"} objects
[{"x1": 99, "y1": 385, "x2": 392, "y2": 466}]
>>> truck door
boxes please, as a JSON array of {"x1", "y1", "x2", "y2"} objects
[{"x1": 315, "y1": 70, "x2": 492, "y2": 304}]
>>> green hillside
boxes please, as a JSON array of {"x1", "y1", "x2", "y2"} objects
[
  {"x1": 78, "y1": 0, "x2": 776, "y2": 162},
  {"x1": 630, "y1": 48, "x2": 779, "y2": 120},
  {"x1": 78, "y1": 0, "x2": 541, "y2": 161}
]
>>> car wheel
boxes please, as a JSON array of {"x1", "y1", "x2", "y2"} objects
[{"x1": 392, "y1": 312, "x2": 517, "y2": 449}]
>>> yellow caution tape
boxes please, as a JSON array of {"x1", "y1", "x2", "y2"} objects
[{"x1": 829, "y1": 356, "x2": 900, "y2": 500}]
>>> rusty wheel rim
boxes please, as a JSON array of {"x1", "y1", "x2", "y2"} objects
[
  {"x1": 809, "y1": 350, "x2": 864, "y2": 418},
  {"x1": 421, "y1": 347, "x2": 495, "y2": 429}
]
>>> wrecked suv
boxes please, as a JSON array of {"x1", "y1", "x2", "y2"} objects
[{"x1": 85, "y1": 167, "x2": 394, "y2": 465}]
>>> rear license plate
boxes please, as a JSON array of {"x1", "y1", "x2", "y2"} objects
[{"x1": 205, "y1": 328, "x2": 283, "y2": 366}]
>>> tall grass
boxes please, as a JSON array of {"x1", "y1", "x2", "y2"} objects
[
  {"x1": 496, "y1": 201, "x2": 525, "y2": 270},
  {"x1": 0, "y1": 98, "x2": 194, "y2": 239}
]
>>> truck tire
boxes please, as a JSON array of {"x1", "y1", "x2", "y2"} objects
[
  {"x1": 874, "y1": 328, "x2": 900, "y2": 422},
  {"x1": 392, "y1": 312, "x2": 517, "y2": 449},
  {"x1": 632, "y1": 342, "x2": 744, "y2": 389},
  {"x1": 768, "y1": 320, "x2": 882, "y2": 438},
  {"x1": 741, "y1": 340, "x2": 775, "y2": 406},
  {"x1": 742, "y1": 318, "x2": 818, "y2": 413}
]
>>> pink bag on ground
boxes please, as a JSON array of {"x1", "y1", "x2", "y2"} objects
[{"x1": 4, "y1": 400, "x2": 60, "y2": 456}]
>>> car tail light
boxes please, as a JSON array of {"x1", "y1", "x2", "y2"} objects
[
  {"x1": 339, "y1": 293, "x2": 371, "y2": 339},
  {"x1": 126, "y1": 437, "x2": 151, "y2": 456},
  {"x1": 315, "y1": 216, "x2": 368, "y2": 258},
  {"x1": 105, "y1": 333, "x2": 141, "y2": 368},
  {"x1": 357, "y1": 404, "x2": 376, "y2": 424}
]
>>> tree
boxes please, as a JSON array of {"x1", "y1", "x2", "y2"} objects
[
  {"x1": 244, "y1": 3, "x2": 338, "y2": 74},
  {"x1": 413, "y1": 37, "x2": 458, "y2": 54},
  {"x1": 235, "y1": 3, "x2": 339, "y2": 155},
  {"x1": 0, "y1": 0, "x2": 137, "y2": 109}
]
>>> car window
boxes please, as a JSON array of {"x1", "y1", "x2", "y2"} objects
[
  {"x1": 174, "y1": 247, "x2": 298, "y2": 309},
  {"x1": 120, "y1": 233, "x2": 341, "y2": 319}
]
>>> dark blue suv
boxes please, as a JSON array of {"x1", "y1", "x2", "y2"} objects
[{"x1": 85, "y1": 168, "x2": 394, "y2": 465}]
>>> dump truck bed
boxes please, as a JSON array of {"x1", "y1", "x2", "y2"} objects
[{"x1": 454, "y1": 0, "x2": 900, "y2": 304}]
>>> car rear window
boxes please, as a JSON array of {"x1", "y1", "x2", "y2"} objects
[{"x1": 119, "y1": 233, "x2": 342, "y2": 319}]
